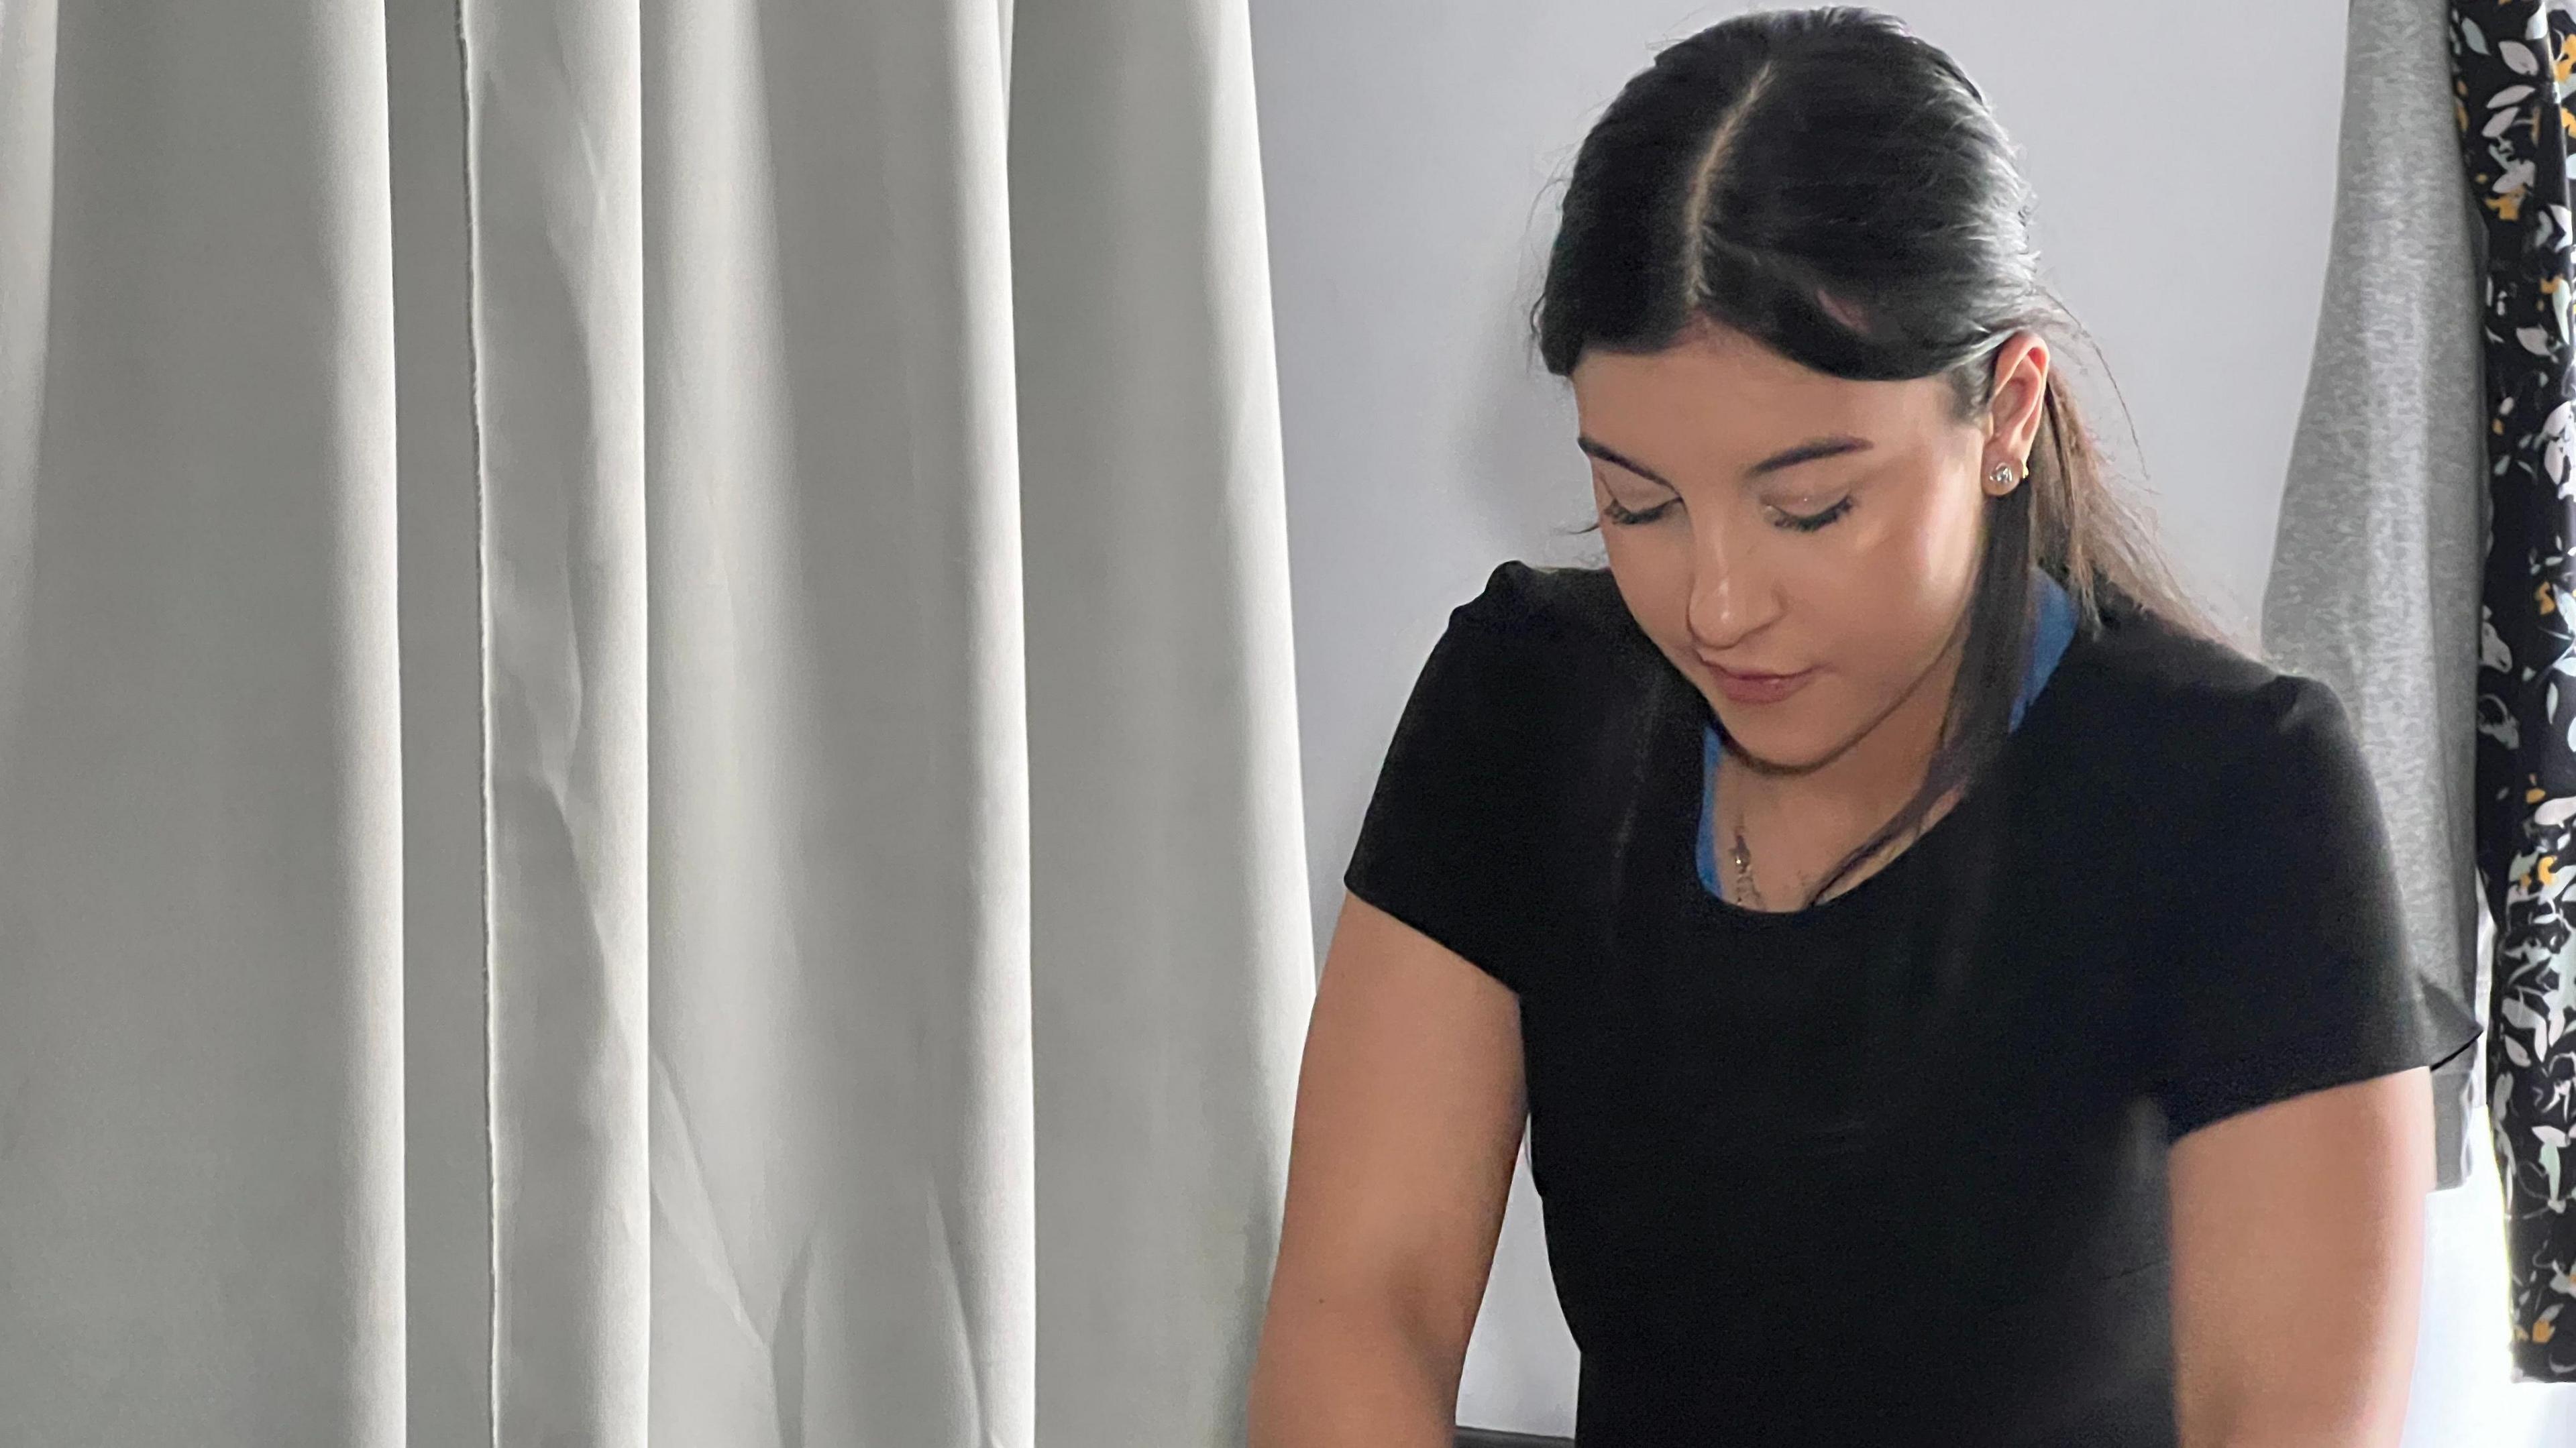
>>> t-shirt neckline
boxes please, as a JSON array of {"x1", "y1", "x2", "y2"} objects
[{"x1": 1682, "y1": 574, "x2": 2088, "y2": 925}]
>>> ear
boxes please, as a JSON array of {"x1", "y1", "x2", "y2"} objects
[{"x1": 1982, "y1": 329, "x2": 2049, "y2": 492}]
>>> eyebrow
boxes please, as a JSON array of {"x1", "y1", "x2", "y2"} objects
[{"x1": 1577, "y1": 433, "x2": 1873, "y2": 489}]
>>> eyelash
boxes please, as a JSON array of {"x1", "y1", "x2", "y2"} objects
[
  {"x1": 1777, "y1": 497, "x2": 1855, "y2": 533},
  {"x1": 1599, "y1": 496, "x2": 1854, "y2": 533}
]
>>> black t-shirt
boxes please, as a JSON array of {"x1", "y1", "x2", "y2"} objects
[{"x1": 1343, "y1": 561, "x2": 2476, "y2": 1447}]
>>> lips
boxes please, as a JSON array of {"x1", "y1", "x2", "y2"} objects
[{"x1": 1703, "y1": 661, "x2": 1816, "y2": 706}]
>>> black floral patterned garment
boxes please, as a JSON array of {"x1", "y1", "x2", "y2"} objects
[{"x1": 2454, "y1": 0, "x2": 2576, "y2": 1380}]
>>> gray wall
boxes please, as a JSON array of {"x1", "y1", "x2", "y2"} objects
[{"x1": 1248, "y1": 1, "x2": 2555, "y2": 1438}]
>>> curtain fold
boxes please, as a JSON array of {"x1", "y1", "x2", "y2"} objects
[
  {"x1": 632, "y1": 0, "x2": 1038, "y2": 1441},
  {"x1": 0, "y1": 0, "x2": 408, "y2": 1441},
  {"x1": 1008, "y1": 1, "x2": 1312, "y2": 1441},
  {"x1": 0, "y1": 0, "x2": 1308, "y2": 1441},
  {"x1": 463, "y1": 0, "x2": 657, "y2": 1435},
  {"x1": 387, "y1": 0, "x2": 500, "y2": 1439},
  {"x1": 2453, "y1": 0, "x2": 2576, "y2": 1384}
]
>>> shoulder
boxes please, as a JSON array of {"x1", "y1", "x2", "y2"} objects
[
  {"x1": 1447, "y1": 559, "x2": 1642, "y2": 648},
  {"x1": 1346, "y1": 563, "x2": 1652, "y2": 991},
  {"x1": 2042, "y1": 606, "x2": 2375, "y2": 854},
  {"x1": 2059, "y1": 605, "x2": 2357, "y2": 776},
  {"x1": 1420, "y1": 560, "x2": 1664, "y2": 708},
  {"x1": 1385, "y1": 560, "x2": 1669, "y2": 836}
]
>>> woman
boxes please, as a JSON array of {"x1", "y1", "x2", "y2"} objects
[{"x1": 1246, "y1": 9, "x2": 2474, "y2": 1447}]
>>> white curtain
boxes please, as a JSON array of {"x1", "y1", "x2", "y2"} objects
[{"x1": 0, "y1": 0, "x2": 1314, "y2": 1443}]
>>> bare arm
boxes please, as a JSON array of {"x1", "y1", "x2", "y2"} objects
[
  {"x1": 2167, "y1": 1068, "x2": 2432, "y2": 1448},
  {"x1": 1246, "y1": 892, "x2": 1528, "y2": 1448}
]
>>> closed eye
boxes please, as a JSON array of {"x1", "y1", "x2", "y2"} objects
[
  {"x1": 1773, "y1": 497, "x2": 1854, "y2": 533},
  {"x1": 1601, "y1": 497, "x2": 1680, "y2": 527}
]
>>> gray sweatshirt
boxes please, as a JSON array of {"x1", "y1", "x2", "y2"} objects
[{"x1": 2261, "y1": 0, "x2": 2486, "y2": 1190}]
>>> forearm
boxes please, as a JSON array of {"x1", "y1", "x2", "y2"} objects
[
  {"x1": 2179, "y1": 1353, "x2": 2410, "y2": 1448},
  {"x1": 2192, "y1": 1421, "x2": 2396, "y2": 1448},
  {"x1": 2167, "y1": 1074, "x2": 2428, "y2": 1448},
  {"x1": 2184, "y1": 1393, "x2": 2404, "y2": 1448},
  {"x1": 1246, "y1": 1297, "x2": 1461, "y2": 1448}
]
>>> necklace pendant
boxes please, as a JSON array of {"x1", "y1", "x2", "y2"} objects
[{"x1": 1729, "y1": 828, "x2": 1761, "y2": 908}]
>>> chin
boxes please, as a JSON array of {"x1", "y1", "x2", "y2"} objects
[
  {"x1": 1729, "y1": 737, "x2": 1843, "y2": 775},
  {"x1": 1705, "y1": 700, "x2": 1847, "y2": 774}
]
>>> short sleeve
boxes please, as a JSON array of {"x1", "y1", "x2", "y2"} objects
[
  {"x1": 1342, "y1": 565, "x2": 1566, "y2": 995},
  {"x1": 2146, "y1": 675, "x2": 2469, "y2": 1140}
]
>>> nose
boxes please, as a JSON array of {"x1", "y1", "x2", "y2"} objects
[{"x1": 1686, "y1": 521, "x2": 1783, "y2": 655}]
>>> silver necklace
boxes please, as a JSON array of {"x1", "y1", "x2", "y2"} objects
[
  {"x1": 1727, "y1": 821, "x2": 1765, "y2": 909},
  {"x1": 1725, "y1": 774, "x2": 1768, "y2": 909},
  {"x1": 1732, "y1": 787, "x2": 1935, "y2": 910}
]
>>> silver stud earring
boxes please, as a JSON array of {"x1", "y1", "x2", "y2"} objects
[{"x1": 1988, "y1": 461, "x2": 2019, "y2": 487}]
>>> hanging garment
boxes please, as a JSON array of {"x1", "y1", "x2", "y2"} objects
[
  {"x1": 2451, "y1": 0, "x2": 2576, "y2": 1382},
  {"x1": 2263, "y1": 0, "x2": 2488, "y2": 1197}
]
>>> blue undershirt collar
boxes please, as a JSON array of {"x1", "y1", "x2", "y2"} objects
[{"x1": 1695, "y1": 571, "x2": 2078, "y2": 899}]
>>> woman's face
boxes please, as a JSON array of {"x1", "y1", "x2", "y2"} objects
[{"x1": 1570, "y1": 323, "x2": 2048, "y2": 773}]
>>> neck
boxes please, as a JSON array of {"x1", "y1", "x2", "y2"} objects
[{"x1": 1729, "y1": 626, "x2": 1966, "y2": 848}]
